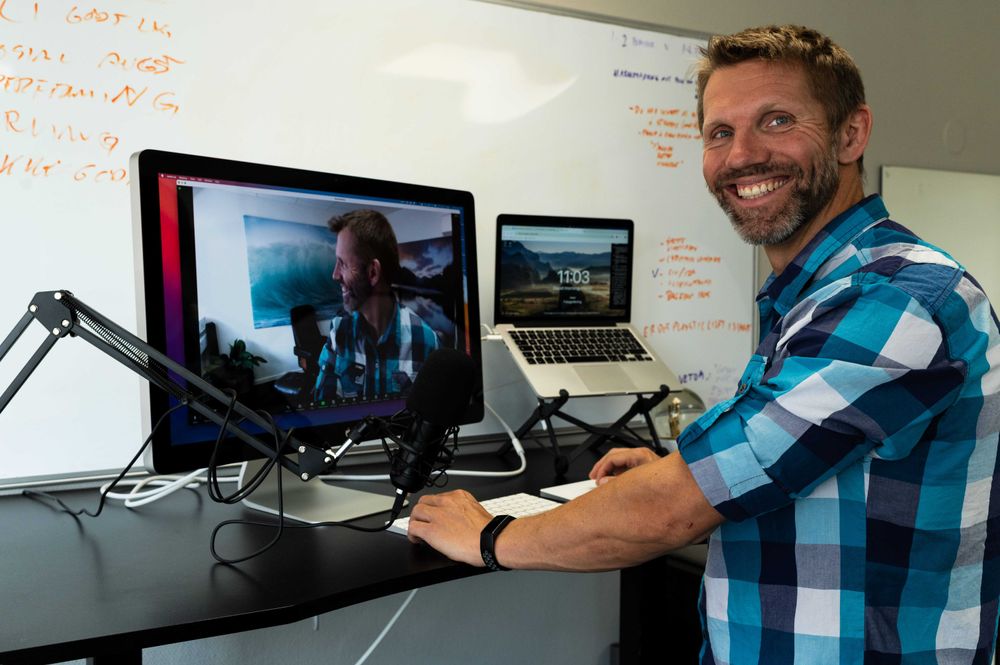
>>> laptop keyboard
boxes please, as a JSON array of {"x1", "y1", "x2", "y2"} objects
[{"x1": 509, "y1": 327, "x2": 653, "y2": 365}]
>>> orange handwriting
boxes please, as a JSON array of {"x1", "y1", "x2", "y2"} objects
[
  {"x1": 642, "y1": 320, "x2": 752, "y2": 337},
  {"x1": 0, "y1": 0, "x2": 16, "y2": 22},
  {"x1": 659, "y1": 290, "x2": 713, "y2": 301},
  {"x1": 0, "y1": 152, "x2": 61, "y2": 177},
  {"x1": 4, "y1": 108, "x2": 120, "y2": 154},
  {"x1": 0, "y1": 43, "x2": 68, "y2": 64},
  {"x1": 0, "y1": 77, "x2": 180, "y2": 114},
  {"x1": 630, "y1": 104, "x2": 699, "y2": 169},
  {"x1": 65, "y1": 6, "x2": 172, "y2": 37},
  {"x1": 65, "y1": 5, "x2": 128, "y2": 25},
  {"x1": 99, "y1": 51, "x2": 184, "y2": 75},
  {"x1": 74, "y1": 162, "x2": 128, "y2": 183}
]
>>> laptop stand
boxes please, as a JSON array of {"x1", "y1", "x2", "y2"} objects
[{"x1": 498, "y1": 385, "x2": 672, "y2": 476}]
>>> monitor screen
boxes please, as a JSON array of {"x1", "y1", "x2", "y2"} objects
[{"x1": 131, "y1": 150, "x2": 483, "y2": 474}]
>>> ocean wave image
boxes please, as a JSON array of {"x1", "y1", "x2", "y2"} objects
[{"x1": 244, "y1": 216, "x2": 341, "y2": 329}]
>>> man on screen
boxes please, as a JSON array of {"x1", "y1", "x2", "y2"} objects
[{"x1": 313, "y1": 209, "x2": 439, "y2": 401}]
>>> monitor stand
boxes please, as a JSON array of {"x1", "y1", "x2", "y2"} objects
[{"x1": 238, "y1": 459, "x2": 399, "y2": 524}]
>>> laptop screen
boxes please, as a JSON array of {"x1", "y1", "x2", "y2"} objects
[{"x1": 494, "y1": 215, "x2": 634, "y2": 325}]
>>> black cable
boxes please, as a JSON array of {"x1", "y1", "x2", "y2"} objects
[
  {"x1": 26, "y1": 384, "x2": 432, "y2": 565},
  {"x1": 21, "y1": 384, "x2": 402, "y2": 566},
  {"x1": 207, "y1": 410, "x2": 470, "y2": 564},
  {"x1": 204, "y1": 390, "x2": 282, "y2": 505},
  {"x1": 22, "y1": 400, "x2": 188, "y2": 517},
  {"x1": 207, "y1": 406, "x2": 288, "y2": 564},
  {"x1": 207, "y1": 408, "x2": 407, "y2": 565}
]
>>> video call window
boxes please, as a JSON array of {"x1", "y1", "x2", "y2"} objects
[{"x1": 158, "y1": 172, "x2": 470, "y2": 441}]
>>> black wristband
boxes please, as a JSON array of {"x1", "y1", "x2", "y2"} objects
[{"x1": 480, "y1": 514, "x2": 516, "y2": 571}]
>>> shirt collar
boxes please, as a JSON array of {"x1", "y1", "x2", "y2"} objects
[{"x1": 757, "y1": 193, "x2": 889, "y2": 318}]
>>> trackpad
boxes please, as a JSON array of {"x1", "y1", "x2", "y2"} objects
[{"x1": 575, "y1": 365, "x2": 636, "y2": 393}]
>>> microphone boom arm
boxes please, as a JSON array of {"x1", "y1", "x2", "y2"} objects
[{"x1": 0, "y1": 290, "x2": 337, "y2": 480}]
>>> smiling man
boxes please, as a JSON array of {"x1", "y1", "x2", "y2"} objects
[
  {"x1": 406, "y1": 26, "x2": 1000, "y2": 664},
  {"x1": 313, "y1": 209, "x2": 439, "y2": 401}
]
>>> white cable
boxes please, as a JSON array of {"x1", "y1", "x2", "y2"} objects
[
  {"x1": 480, "y1": 322, "x2": 502, "y2": 342},
  {"x1": 100, "y1": 467, "x2": 239, "y2": 508},
  {"x1": 102, "y1": 468, "x2": 203, "y2": 500},
  {"x1": 352, "y1": 588, "x2": 418, "y2": 665},
  {"x1": 319, "y1": 401, "x2": 526, "y2": 482},
  {"x1": 444, "y1": 401, "x2": 526, "y2": 478}
]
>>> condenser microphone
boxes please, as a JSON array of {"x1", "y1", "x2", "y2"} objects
[{"x1": 389, "y1": 348, "x2": 477, "y2": 507}]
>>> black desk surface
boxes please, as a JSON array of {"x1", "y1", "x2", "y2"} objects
[{"x1": 0, "y1": 445, "x2": 597, "y2": 664}]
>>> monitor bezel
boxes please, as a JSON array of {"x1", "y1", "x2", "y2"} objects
[{"x1": 131, "y1": 149, "x2": 483, "y2": 474}]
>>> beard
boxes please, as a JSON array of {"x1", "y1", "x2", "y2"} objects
[
  {"x1": 340, "y1": 274, "x2": 373, "y2": 313},
  {"x1": 711, "y1": 142, "x2": 840, "y2": 246}
]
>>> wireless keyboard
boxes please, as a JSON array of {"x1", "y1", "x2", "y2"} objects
[{"x1": 388, "y1": 492, "x2": 561, "y2": 536}]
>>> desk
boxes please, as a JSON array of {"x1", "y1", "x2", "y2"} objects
[{"x1": 0, "y1": 446, "x2": 703, "y2": 664}]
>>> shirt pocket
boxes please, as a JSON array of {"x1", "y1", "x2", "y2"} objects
[{"x1": 677, "y1": 354, "x2": 767, "y2": 448}]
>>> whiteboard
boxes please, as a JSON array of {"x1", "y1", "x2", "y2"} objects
[
  {"x1": 0, "y1": 0, "x2": 754, "y2": 480},
  {"x1": 882, "y1": 166, "x2": 1000, "y2": 304}
]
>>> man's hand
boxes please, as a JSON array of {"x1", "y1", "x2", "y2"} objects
[
  {"x1": 589, "y1": 446, "x2": 660, "y2": 485},
  {"x1": 405, "y1": 489, "x2": 493, "y2": 567}
]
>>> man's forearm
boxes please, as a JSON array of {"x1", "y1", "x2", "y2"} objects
[{"x1": 495, "y1": 453, "x2": 722, "y2": 572}]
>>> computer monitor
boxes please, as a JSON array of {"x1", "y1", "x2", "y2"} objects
[{"x1": 130, "y1": 150, "x2": 483, "y2": 520}]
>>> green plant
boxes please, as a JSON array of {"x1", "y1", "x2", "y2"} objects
[{"x1": 225, "y1": 339, "x2": 267, "y2": 370}]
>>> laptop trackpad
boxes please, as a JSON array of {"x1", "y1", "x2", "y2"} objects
[{"x1": 575, "y1": 365, "x2": 637, "y2": 393}]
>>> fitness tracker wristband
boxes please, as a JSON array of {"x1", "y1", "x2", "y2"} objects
[{"x1": 480, "y1": 514, "x2": 517, "y2": 571}]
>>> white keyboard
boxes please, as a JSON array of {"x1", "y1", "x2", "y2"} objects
[{"x1": 388, "y1": 492, "x2": 561, "y2": 536}]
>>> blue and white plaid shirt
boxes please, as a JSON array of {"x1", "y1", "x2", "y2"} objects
[
  {"x1": 313, "y1": 299, "x2": 439, "y2": 402},
  {"x1": 679, "y1": 194, "x2": 1000, "y2": 664}
]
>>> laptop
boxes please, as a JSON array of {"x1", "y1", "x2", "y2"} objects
[{"x1": 493, "y1": 214, "x2": 678, "y2": 399}]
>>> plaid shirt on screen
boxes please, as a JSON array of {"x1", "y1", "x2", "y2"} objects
[
  {"x1": 313, "y1": 298, "x2": 439, "y2": 402},
  {"x1": 679, "y1": 194, "x2": 1000, "y2": 664}
]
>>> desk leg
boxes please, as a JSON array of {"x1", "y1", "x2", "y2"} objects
[
  {"x1": 87, "y1": 648, "x2": 142, "y2": 664},
  {"x1": 619, "y1": 557, "x2": 703, "y2": 665}
]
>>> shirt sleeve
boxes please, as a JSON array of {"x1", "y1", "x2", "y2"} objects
[{"x1": 679, "y1": 279, "x2": 967, "y2": 522}]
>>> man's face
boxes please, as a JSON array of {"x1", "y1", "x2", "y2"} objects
[
  {"x1": 701, "y1": 60, "x2": 840, "y2": 246},
  {"x1": 333, "y1": 228, "x2": 373, "y2": 312}
]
